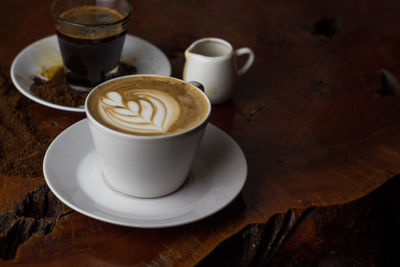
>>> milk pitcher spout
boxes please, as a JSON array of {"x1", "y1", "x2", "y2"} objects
[{"x1": 183, "y1": 37, "x2": 254, "y2": 105}]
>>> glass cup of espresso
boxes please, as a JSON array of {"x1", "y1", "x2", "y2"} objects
[{"x1": 51, "y1": 0, "x2": 132, "y2": 92}]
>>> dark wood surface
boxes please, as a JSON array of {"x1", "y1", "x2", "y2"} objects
[{"x1": 1, "y1": 0, "x2": 400, "y2": 265}]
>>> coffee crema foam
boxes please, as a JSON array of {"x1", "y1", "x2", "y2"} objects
[
  {"x1": 56, "y1": 6, "x2": 126, "y2": 40},
  {"x1": 99, "y1": 90, "x2": 181, "y2": 134},
  {"x1": 88, "y1": 76, "x2": 210, "y2": 136}
]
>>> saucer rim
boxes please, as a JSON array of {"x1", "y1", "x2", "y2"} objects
[
  {"x1": 10, "y1": 34, "x2": 172, "y2": 113},
  {"x1": 43, "y1": 119, "x2": 247, "y2": 228}
]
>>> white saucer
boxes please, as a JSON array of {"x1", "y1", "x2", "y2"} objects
[
  {"x1": 43, "y1": 119, "x2": 247, "y2": 228},
  {"x1": 11, "y1": 34, "x2": 171, "y2": 113}
]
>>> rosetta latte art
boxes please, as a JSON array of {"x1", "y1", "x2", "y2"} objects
[{"x1": 98, "y1": 89, "x2": 181, "y2": 134}]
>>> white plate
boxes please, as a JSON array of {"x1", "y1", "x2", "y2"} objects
[
  {"x1": 11, "y1": 34, "x2": 171, "y2": 113},
  {"x1": 43, "y1": 119, "x2": 247, "y2": 228}
]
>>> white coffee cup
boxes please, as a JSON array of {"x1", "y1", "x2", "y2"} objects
[
  {"x1": 85, "y1": 75, "x2": 211, "y2": 198},
  {"x1": 183, "y1": 37, "x2": 255, "y2": 105}
]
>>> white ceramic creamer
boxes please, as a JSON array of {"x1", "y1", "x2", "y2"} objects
[{"x1": 183, "y1": 38, "x2": 254, "y2": 105}]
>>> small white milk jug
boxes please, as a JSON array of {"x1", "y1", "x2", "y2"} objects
[{"x1": 183, "y1": 37, "x2": 254, "y2": 105}]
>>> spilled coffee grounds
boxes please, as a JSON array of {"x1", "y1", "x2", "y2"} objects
[
  {"x1": 0, "y1": 65, "x2": 50, "y2": 177},
  {"x1": 31, "y1": 63, "x2": 137, "y2": 107},
  {"x1": 31, "y1": 67, "x2": 86, "y2": 107},
  {"x1": 0, "y1": 62, "x2": 136, "y2": 176}
]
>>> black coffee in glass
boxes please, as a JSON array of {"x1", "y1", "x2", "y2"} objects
[{"x1": 51, "y1": 0, "x2": 132, "y2": 91}]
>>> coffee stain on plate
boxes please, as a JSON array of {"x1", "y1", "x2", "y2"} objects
[
  {"x1": 122, "y1": 57, "x2": 137, "y2": 67},
  {"x1": 30, "y1": 62, "x2": 137, "y2": 108},
  {"x1": 39, "y1": 65, "x2": 64, "y2": 81},
  {"x1": 32, "y1": 40, "x2": 63, "y2": 80},
  {"x1": 121, "y1": 45, "x2": 143, "y2": 67}
]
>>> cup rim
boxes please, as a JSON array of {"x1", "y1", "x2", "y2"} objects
[
  {"x1": 85, "y1": 74, "x2": 212, "y2": 140},
  {"x1": 185, "y1": 37, "x2": 234, "y2": 60},
  {"x1": 50, "y1": 0, "x2": 133, "y2": 27}
]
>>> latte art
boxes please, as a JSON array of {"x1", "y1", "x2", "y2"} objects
[
  {"x1": 87, "y1": 76, "x2": 210, "y2": 136},
  {"x1": 99, "y1": 90, "x2": 181, "y2": 134}
]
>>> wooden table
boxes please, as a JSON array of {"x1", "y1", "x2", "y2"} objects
[{"x1": 1, "y1": 0, "x2": 400, "y2": 265}]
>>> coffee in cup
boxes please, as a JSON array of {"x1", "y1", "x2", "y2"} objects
[
  {"x1": 87, "y1": 76, "x2": 209, "y2": 136},
  {"x1": 51, "y1": 0, "x2": 132, "y2": 91},
  {"x1": 85, "y1": 75, "x2": 211, "y2": 198}
]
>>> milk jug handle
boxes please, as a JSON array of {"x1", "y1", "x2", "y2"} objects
[{"x1": 234, "y1": 47, "x2": 255, "y2": 76}]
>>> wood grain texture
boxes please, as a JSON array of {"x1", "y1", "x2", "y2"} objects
[
  {"x1": 200, "y1": 175, "x2": 400, "y2": 266},
  {"x1": 0, "y1": 0, "x2": 400, "y2": 265}
]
